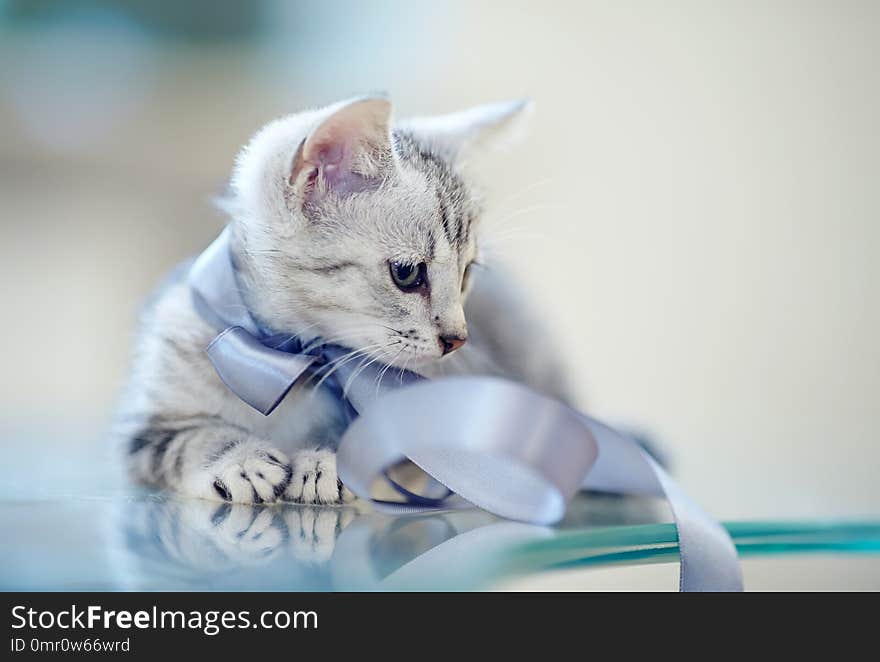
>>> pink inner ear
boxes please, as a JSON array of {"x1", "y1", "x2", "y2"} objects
[
  {"x1": 315, "y1": 142, "x2": 346, "y2": 168},
  {"x1": 306, "y1": 136, "x2": 379, "y2": 198},
  {"x1": 320, "y1": 164, "x2": 379, "y2": 197},
  {"x1": 316, "y1": 142, "x2": 351, "y2": 189},
  {"x1": 292, "y1": 98, "x2": 393, "y2": 201}
]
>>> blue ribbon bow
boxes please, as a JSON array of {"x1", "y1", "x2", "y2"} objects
[{"x1": 189, "y1": 227, "x2": 744, "y2": 591}]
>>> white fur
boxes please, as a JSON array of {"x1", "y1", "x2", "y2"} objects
[{"x1": 119, "y1": 96, "x2": 566, "y2": 506}]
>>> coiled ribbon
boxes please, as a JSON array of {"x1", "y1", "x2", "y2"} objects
[{"x1": 189, "y1": 227, "x2": 743, "y2": 591}]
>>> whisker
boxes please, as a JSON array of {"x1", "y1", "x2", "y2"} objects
[
  {"x1": 491, "y1": 178, "x2": 554, "y2": 213},
  {"x1": 483, "y1": 201, "x2": 569, "y2": 226},
  {"x1": 397, "y1": 351, "x2": 414, "y2": 384},
  {"x1": 375, "y1": 345, "x2": 408, "y2": 396},
  {"x1": 343, "y1": 343, "x2": 400, "y2": 397},
  {"x1": 302, "y1": 327, "x2": 381, "y2": 350},
  {"x1": 307, "y1": 343, "x2": 389, "y2": 395}
]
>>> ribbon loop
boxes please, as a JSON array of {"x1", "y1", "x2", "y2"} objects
[
  {"x1": 187, "y1": 226, "x2": 744, "y2": 591},
  {"x1": 206, "y1": 326, "x2": 318, "y2": 416},
  {"x1": 337, "y1": 377, "x2": 597, "y2": 525}
]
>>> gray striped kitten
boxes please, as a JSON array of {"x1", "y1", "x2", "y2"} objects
[{"x1": 120, "y1": 97, "x2": 567, "y2": 505}]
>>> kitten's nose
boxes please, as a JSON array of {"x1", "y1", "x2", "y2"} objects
[{"x1": 439, "y1": 334, "x2": 467, "y2": 355}]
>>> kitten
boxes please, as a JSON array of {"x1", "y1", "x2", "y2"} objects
[{"x1": 119, "y1": 96, "x2": 568, "y2": 505}]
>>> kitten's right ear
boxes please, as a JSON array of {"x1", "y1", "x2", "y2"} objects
[
  {"x1": 399, "y1": 99, "x2": 533, "y2": 165},
  {"x1": 289, "y1": 97, "x2": 393, "y2": 203}
]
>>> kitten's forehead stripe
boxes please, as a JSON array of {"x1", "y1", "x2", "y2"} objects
[
  {"x1": 437, "y1": 190, "x2": 455, "y2": 247},
  {"x1": 393, "y1": 129, "x2": 472, "y2": 256}
]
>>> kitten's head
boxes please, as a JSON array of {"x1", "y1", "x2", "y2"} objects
[{"x1": 227, "y1": 96, "x2": 529, "y2": 368}]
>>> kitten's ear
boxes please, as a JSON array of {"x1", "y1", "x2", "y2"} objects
[
  {"x1": 290, "y1": 97, "x2": 393, "y2": 201},
  {"x1": 399, "y1": 99, "x2": 533, "y2": 164}
]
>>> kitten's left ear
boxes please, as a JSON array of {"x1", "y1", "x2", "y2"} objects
[
  {"x1": 290, "y1": 96, "x2": 394, "y2": 201},
  {"x1": 398, "y1": 99, "x2": 533, "y2": 164}
]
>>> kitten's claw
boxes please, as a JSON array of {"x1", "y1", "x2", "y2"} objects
[
  {"x1": 285, "y1": 449, "x2": 356, "y2": 505},
  {"x1": 204, "y1": 443, "x2": 293, "y2": 504}
]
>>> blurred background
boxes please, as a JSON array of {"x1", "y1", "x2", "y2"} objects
[{"x1": 0, "y1": 0, "x2": 877, "y2": 522}]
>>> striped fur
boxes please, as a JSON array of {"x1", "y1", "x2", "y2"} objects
[{"x1": 118, "y1": 97, "x2": 568, "y2": 505}]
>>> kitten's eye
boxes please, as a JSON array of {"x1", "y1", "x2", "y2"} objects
[{"x1": 389, "y1": 261, "x2": 426, "y2": 291}]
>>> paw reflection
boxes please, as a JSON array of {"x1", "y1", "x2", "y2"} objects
[
  {"x1": 207, "y1": 503, "x2": 289, "y2": 563},
  {"x1": 119, "y1": 496, "x2": 360, "y2": 585},
  {"x1": 284, "y1": 507, "x2": 357, "y2": 563},
  {"x1": 114, "y1": 494, "x2": 557, "y2": 590}
]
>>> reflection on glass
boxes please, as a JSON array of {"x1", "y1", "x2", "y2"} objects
[{"x1": 1, "y1": 486, "x2": 878, "y2": 590}]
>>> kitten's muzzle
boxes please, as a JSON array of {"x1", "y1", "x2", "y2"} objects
[{"x1": 439, "y1": 334, "x2": 467, "y2": 356}]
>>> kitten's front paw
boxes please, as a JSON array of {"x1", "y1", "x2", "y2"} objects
[
  {"x1": 206, "y1": 442, "x2": 293, "y2": 504},
  {"x1": 285, "y1": 449, "x2": 356, "y2": 505}
]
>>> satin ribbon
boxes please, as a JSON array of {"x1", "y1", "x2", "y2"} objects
[{"x1": 189, "y1": 227, "x2": 743, "y2": 591}]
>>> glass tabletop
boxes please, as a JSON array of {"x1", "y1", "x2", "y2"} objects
[
  {"x1": 2, "y1": 433, "x2": 879, "y2": 591},
  {"x1": 3, "y1": 489, "x2": 880, "y2": 591}
]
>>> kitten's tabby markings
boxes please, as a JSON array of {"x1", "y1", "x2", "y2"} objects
[
  {"x1": 207, "y1": 442, "x2": 293, "y2": 504},
  {"x1": 120, "y1": 96, "x2": 564, "y2": 505},
  {"x1": 286, "y1": 449, "x2": 356, "y2": 504}
]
